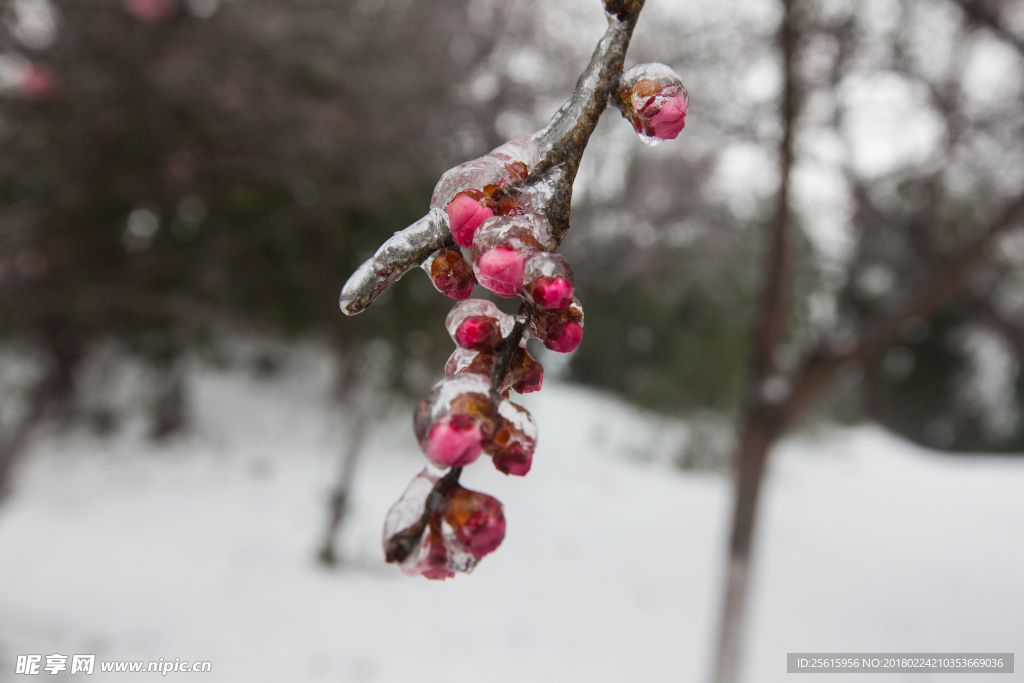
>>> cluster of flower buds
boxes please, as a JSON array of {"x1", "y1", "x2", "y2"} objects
[
  {"x1": 443, "y1": 300, "x2": 543, "y2": 395},
  {"x1": 618, "y1": 62, "x2": 688, "y2": 146},
  {"x1": 529, "y1": 297, "x2": 585, "y2": 353},
  {"x1": 383, "y1": 469, "x2": 507, "y2": 580},
  {"x1": 363, "y1": 2, "x2": 693, "y2": 581},
  {"x1": 419, "y1": 137, "x2": 539, "y2": 300},
  {"x1": 413, "y1": 359, "x2": 539, "y2": 476},
  {"x1": 384, "y1": 134, "x2": 590, "y2": 579},
  {"x1": 355, "y1": 2, "x2": 690, "y2": 581}
]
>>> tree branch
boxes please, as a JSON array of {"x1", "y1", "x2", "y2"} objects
[
  {"x1": 338, "y1": 208, "x2": 452, "y2": 316},
  {"x1": 781, "y1": 188, "x2": 1024, "y2": 426},
  {"x1": 339, "y1": 2, "x2": 646, "y2": 316}
]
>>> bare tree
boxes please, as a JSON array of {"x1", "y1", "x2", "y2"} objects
[{"x1": 712, "y1": 0, "x2": 1024, "y2": 680}]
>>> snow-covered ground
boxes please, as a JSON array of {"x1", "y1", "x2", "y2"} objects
[{"x1": 0, "y1": 357, "x2": 1022, "y2": 682}]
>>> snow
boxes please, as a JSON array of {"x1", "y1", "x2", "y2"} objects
[{"x1": 1, "y1": 357, "x2": 1022, "y2": 682}]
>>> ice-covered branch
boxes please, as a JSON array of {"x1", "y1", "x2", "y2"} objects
[
  {"x1": 338, "y1": 209, "x2": 452, "y2": 316},
  {"x1": 344, "y1": 0, "x2": 687, "y2": 581},
  {"x1": 339, "y1": 0, "x2": 649, "y2": 316},
  {"x1": 528, "y1": 0, "x2": 644, "y2": 242}
]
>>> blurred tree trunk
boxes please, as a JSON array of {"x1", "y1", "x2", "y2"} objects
[
  {"x1": 303, "y1": 210, "x2": 374, "y2": 566},
  {"x1": 711, "y1": 0, "x2": 800, "y2": 679},
  {"x1": 711, "y1": 1, "x2": 1024, "y2": 679},
  {"x1": 317, "y1": 396, "x2": 373, "y2": 566},
  {"x1": 0, "y1": 332, "x2": 82, "y2": 501}
]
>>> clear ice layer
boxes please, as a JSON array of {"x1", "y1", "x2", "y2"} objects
[
  {"x1": 523, "y1": 251, "x2": 574, "y2": 284},
  {"x1": 444, "y1": 299, "x2": 515, "y2": 342},
  {"x1": 382, "y1": 467, "x2": 440, "y2": 547},
  {"x1": 472, "y1": 214, "x2": 555, "y2": 256},
  {"x1": 618, "y1": 62, "x2": 688, "y2": 147},
  {"x1": 413, "y1": 374, "x2": 497, "y2": 447},
  {"x1": 430, "y1": 136, "x2": 540, "y2": 211}
]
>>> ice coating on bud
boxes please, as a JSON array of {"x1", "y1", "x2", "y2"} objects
[
  {"x1": 443, "y1": 487, "x2": 506, "y2": 559},
  {"x1": 618, "y1": 63, "x2": 688, "y2": 146},
  {"x1": 383, "y1": 468, "x2": 439, "y2": 543},
  {"x1": 412, "y1": 526, "x2": 457, "y2": 580},
  {"x1": 492, "y1": 187, "x2": 533, "y2": 217},
  {"x1": 445, "y1": 347, "x2": 494, "y2": 379},
  {"x1": 383, "y1": 470, "x2": 501, "y2": 579},
  {"x1": 423, "y1": 248, "x2": 476, "y2": 300},
  {"x1": 498, "y1": 345, "x2": 544, "y2": 395},
  {"x1": 547, "y1": 321, "x2": 583, "y2": 353},
  {"x1": 430, "y1": 137, "x2": 539, "y2": 213},
  {"x1": 486, "y1": 400, "x2": 537, "y2": 476},
  {"x1": 523, "y1": 252, "x2": 575, "y2": 310},
  {"x1": 445, "y1": 299, "x2": 514, "y2": 351},
  {"x1": 413, "y1": 375, "x2": 497, "y2": 467},
  {"x1": 649, "y1": 94, "x2": 687, "y2": 140},
  {"x1": 471, "y1": 214, "x2": 556, "y2": 298},
  {"x1": 382, "y1": 467, "x2": 442, "y2": 566},
  {"x1": 529, "y1": 297, "x2": 585, "y2": 353},
  {"x1": 446, "y1": 344, "x2": 542, "y2": 396},
  {"x1": 475, "y1": 246, "x2": 527, "y2": 298},
  {"x1": 455, "y1": 316, "x2": 501, "y2": 351},
  {"x1": 472, "y1": 214, "x2": 556, "y2": 254},
  {"x1": 427, "y1": 414, "x2": 485, "y2": 467},
  {"x1": 400, "y1": 516, "x2": 464, "y2": 580},
  {"x1": 447, "y1": 192, "x2": 496, "y2": 248}
]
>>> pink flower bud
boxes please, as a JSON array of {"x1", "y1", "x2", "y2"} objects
[
  {"x1": 618, "y1": 63, "x2": 688, "y2": 146},
  {"x1": 545, "y1": 320, "x2": 583, "y2": 353},
  {"x1": 425, "y1": 248, "x2": 476, "y2": 300},
  {"x1": 475, "y1": 245, "x2": 527, "y2": 298},
  {"x1": 447, "y1": 194, "x2": 495, "y2": 248},
  {"x1": 411, "y1": 524, "x2": 456, "y2": 580},
  {"x1": 529, "y1": 297, "x2": 584, "y2": 353},
  {"x1": 486, "y1": 401, "x2": 537, "y2": 476},
  {"x1": 514, "y1": 361, "x2": 543, "y2": 394},
  {"x1": 648, "y1": 94, "x2": 687, "y2": 140},
  {"x1": 414, "y1": 377, "x2": 497, "y2": 467},
  {"x1": 426, "y1": 413, "x2": 485, "y2": 467},
  {"x1": 526, "y1": 276, "x2": 574, "y2": 310},
  {"x1": 445, "y1": 299, "x2": 513, "y2": 347},
  {"x1": 443, "y1": 487, "x2": 506, "y2": 559},
  {"x1": 455, "y1": 315, "x2": 502, "y2": 352},
  {"x1": 494, "y1": 450, "x2": 531, "y2": 476},
  {"x1": 522, "y1": 251, "x2": 575, "y2": 310},
  {"x1": 498, "y1": 346, "x2": 544, "y2": 395}
]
